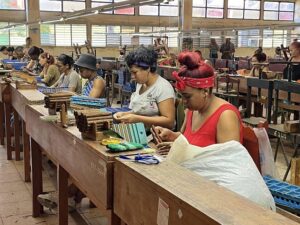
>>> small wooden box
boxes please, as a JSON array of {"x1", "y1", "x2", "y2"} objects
[{"x1": 284, "y1": 120, "x2": 300, "y2": 133}]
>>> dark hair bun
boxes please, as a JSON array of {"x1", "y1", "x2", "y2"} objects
[{"x1": 178, "y1": 52, "x2": 200, "y2": 70}]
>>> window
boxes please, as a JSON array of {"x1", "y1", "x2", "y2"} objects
[
  {"x1": 40, "y1": 0, "x2": 85, "y2": 12},
  {"x1": 40, "y1": 24, "x2": 86, "y2": 46},
  {"x1": 63, "y1": 0, "x2": 85, "y2": 12},
  {"x1": 71, "y1": 25, "x2": 87, "y2": 45},
  {"x1": 40, "y1": 0, "x2": 62, "y2": 11},
  {"x1": 228, "y1": 0, "x2": 260, "y2": 19},
  {"x1": 92, "y1": 1, "x2": 112, "y2": 14},
  {"x1": 0, "y1": 23, "x2": 9, "y2": 46},
  {"x1": 56, "y1": 25, "x2": 71, "y2": 46},
  {"x1": 92, "y1": 0, "x2": 134, "y2": 15},
  {"x1": 164, "y1": 27, "x2": 178, "y2": 48},
  {"x1": 0, "y1": 0, "x2": 24, "y2": 10},
  {"x1": 138, "y1": 27, "x2": 153, "y2": 46},
  {"x1": 139, "y1": 5, "x2": 159, "y2": 16},
  {"x1": 264, "y1": 1, "x2": 294, "y2": 21},
  {"x1": 92, "y1": 25, "x2": 106, "y2": 47},
  {"x1": 40, "y1": 24, "x2": 55, "y2": 46},
  {"x1": 10, "y1": 25, "x2": 27, "y2": 45},
  {"x1": 262, "y1": 29, "x2": 288, "y2": 48},
  {"x1": 121, "y1": 26, "x2": 135, "y2": 45},
  {"x1": 140, "y1": 0, "x2": 178, "y2": 16},
  {"x1": 238, "y1": 29, "x2": 260, "y2": 47},
  {"x1": 114, "y1": 0, "x2": 134, "y2": 15},
  {"x1": 0, "y1": 22, "x2": 27, "y2": 46},
  {"x1": 193, "y1": 0, "x2": 224, "y2": 18},
  {"x1": 107, "y1": 26, "x2": 120, "y2": 46}
]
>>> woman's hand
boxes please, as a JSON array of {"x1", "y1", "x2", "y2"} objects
[
  {"x1": 154, "y1": 126, "x2": 180, "y2": 142},
  {"x1": 113, "y1": 112, "x2": 126, "y2": 121},
  {"x1": 113, "y1": 113, "x2": 138, "y2": 123},
  {"x1": 156, "y1": 142, "x2": 173, "y2": 156}
]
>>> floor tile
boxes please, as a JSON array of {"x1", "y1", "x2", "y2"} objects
[
  {"x1": 1, "y1": 214, "x2": 47, "y2": 225},
  {"x1": 0, "y1": 190, "x2": 31, "y2": 204},
  {"x1": 0, "y1": 181, "x2": 28, "y2": 193},
  {"x1": 0, "y1": 200, "x2": 32, "y2": 217},
  {"x1": 0, "y1": 172, "x2": 22, "y2": 183}
]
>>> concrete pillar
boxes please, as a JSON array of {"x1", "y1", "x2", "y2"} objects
[
  {"x1": 179, "y1": 0, "x2": 193, "y2": 51},
  {"x1": 26, "y1": 0, "x2": 40, "y2": 46}
]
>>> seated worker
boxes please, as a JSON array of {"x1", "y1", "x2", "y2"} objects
[
  {"x1": 0, "y1": 46, "x2": 9, "y2": 58},
  {"x1": 237, "y1": 52, "x2": 274, "y2": 79},
  {"x1": 194, "y1": 50, "x2": 213, "y2": 67},
  {"x1": 154, "y1": 51, "x2": 243, "y2": 147},
  {"x1": 7, "y1": 47, "x2": 15, "y2": 60},
  {"x1": 283, "y1": 41, "x2": 300, "y2": 81},
  {"x1": 249, "y1": 52, "x2": 269, "y2": 77},
  {"x1": 52, "y1": 54, "x2": 82, "y2": 94},
  {"x1": 74, "y1": 54, "x2": 105, "y2": 98},
  {"x1": 25, "y1": 46, "x2": 42, "y2": 74},
  {"x1": 14, "y1": 46, "x2": 26, "y2": 61},
  {"x1": 274, "y1": 47, "x2": 283, "y2": 59},
  {"x1": 39, "y1": 52, "x2": 60, "y2": 86},
  {"x1": 113, "y1": 46, "x2": 175, "y2": 129}
]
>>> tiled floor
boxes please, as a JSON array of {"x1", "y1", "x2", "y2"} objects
[
  {"x1": 0, "y1": 145, "x2": 106, "y2": 225},
  {"x1": 0, "y1": 137, "x2": 298, "y2": 224}
]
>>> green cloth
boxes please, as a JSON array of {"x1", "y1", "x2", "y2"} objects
[{"x1": 107, "y1": 142, "x2": 144, "y2": 152}]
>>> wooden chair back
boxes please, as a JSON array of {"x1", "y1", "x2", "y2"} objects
[
  {"x1": 245, "y1": 78, "x2": 274, "y2": 123},
  {"x1": 242, "y1": 126, "x2": 261, "y2": 172}
]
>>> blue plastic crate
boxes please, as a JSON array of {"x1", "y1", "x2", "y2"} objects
[
  {"x1": 71, "y1": 96, "x2": 107, "y2": 108},
  {"x1": 3, "y1": 60, "x2": 27, "y2": 70},
  {"x1": 263, "y1": 176, "x2": 300, "y2": 213},
  {"x1": 264, "y1": 176, "x2": 300, "y2": 202},
  {"x1": 273, "y1": 195, "x2": 300, "y2": 213},
  {"x1": 38, "y1": 87, "x2": 69, "y2": 94},
  {"x1": 105, "y1": 107, "x2": 131, "y2": 114}
]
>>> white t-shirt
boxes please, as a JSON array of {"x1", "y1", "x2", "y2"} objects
[{"x1": 129, "y1": 76, "x2": 175, "y2": 116}]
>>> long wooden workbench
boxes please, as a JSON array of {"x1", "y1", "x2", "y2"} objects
[
  {"x1": 0, "y1": 73, "x2": 297, "y2": 225},
  {"x1": 8, "y1": 83, "x2": 44, "y2": 181},
  {"x1": 26, "y1": 104, "x2": 150, "y2": 225},
  {"x1": 114, "y1": 159, "x2": 298, "y2": 225},
  {"x1": 0, "y1": 81, "x2": 8, "y2": 146}
]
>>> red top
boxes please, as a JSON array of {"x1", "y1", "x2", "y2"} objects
[{"x1": 183, "y1": 104, "x2": 243, "y2": 147}]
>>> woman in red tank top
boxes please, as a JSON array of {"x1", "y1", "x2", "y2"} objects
[{"x1": 155, "y1": 52, "x2": 243, "y2": 148}]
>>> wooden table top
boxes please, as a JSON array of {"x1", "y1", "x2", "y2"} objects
[{"x1": 114, "y1": 159, "x2": 298, "y2": 225}]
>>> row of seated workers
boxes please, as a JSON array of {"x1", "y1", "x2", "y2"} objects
[
  {"x1": 1, "y1": 41, "x2": 300, "y2": 213},
  {"x1": 160, "y1": 42, "x2": 300, "y2": 81}
]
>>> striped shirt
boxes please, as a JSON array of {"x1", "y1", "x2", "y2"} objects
[{"x1": 82, "y1": 76, "x2": 104, "y2": 96}]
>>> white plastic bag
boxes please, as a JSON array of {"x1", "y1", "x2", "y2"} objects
[
  {"x1": 253, "y1": 127, "x2": 277, "y2": 177},
  {"x1": 167, "y1": 135, "x2": 276, "y2": 211}
]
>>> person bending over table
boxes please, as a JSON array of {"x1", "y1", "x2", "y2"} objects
[
  {"x1": 74, "y1": 53, "x2": 105, "y2": 98},
  {"x1": 113, "y1": 46, "x2": 175, "y2": 129},
  {"x1": 52, "y1": 54, "x2": 82, "y2": 94},
  {"x1": 24, "y1": 46, "x2": 42, "y2": 75},
  {"x1": 283, "y1": 41, "x2": 300, "y2": 81},
  {"x1": 155, "y1": 51, "x2": 243, "y2": 147},
  {"x1": 39, "y1": 52, "x2": 60, "y2": 86}
]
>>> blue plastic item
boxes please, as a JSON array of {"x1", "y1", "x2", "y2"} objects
[
  {"x1": 2, "y1": 60, "x2": 27, "y2": 70},
  {"x1": 105, "y1": 107, "x2": 131, "y2": 114},
  {"x1": 71, "y1": 96, "x2": 107, "y2": 108},
  {"x1": 263, "y1": 176, "x2": 300, "y2": 213},
  {"x1": 38, "y1": 87, "x2": 70, "y2": 94}
]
